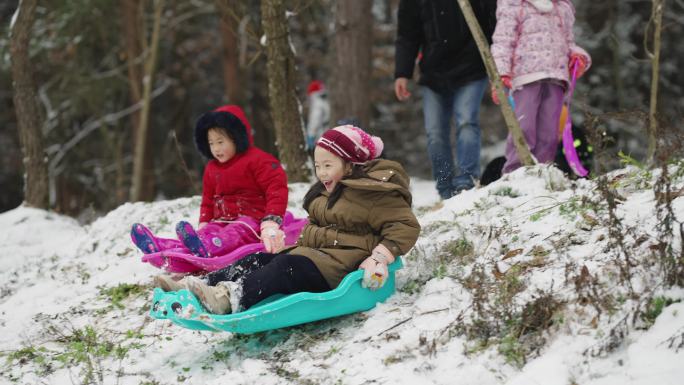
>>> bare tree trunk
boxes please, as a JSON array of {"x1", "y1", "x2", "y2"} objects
[
  {"x1": 216, "y1": 0, "x2": 244, "y2": 105},
  {"x1": 456, "y1": 0, "x2": 534, "y2": 167},
  {"x1": 121, "y1": 0, "x2": 143, "y2": 203},
  {"x1": 646, "y1": 0, "x2": 664, "y2": 163},
  {"x1": 114, "y1": 133, "x2": 127, "y2": 204},
  {"x1": 330, "y1": 0, "x2": 373, "y2": 127},
  {"x1": 130, "y1": 0, "x2": 165, "y2": 202},
  {"x1": 122, "y1": 0, "x2": 143, "y2": 109},
  {"x1": 244, "y1": 2, "x2": 277, "y2": 156},
  {"x1": 215, "y1": 1, "x2": 277, "y2": 155},
  {"x1": 260, "y1": 0, "x2": 310, "y2": 182},
  {"x1": 10, "y1": 0, "x2": 49, "y2": 209},
  {"x1": 608, "y1": 0, "x2": 625, "y2": 109},
  {"x1": 123, "y1": 0, "x2": 155, "y2": 202}
]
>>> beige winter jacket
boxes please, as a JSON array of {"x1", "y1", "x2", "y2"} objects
[{"x1": 287, "y1": 159, "x2": 421, "y2": 288}]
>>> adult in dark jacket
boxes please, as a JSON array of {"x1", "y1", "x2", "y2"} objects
[{"x1": 394, "y1": 0, "x2": 496, "y2": 199}]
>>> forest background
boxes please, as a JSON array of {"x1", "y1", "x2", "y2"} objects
[{"x1": 1, "y1": 0, "x2": 682, "y2": 221}]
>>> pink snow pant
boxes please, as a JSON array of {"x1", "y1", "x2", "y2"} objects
[
  {"x1": 154, "y1": 217, "x2": 260, "y2": 257},
  {"x1": 503, "y1": 80, "x2": 564, "y2": 173}
]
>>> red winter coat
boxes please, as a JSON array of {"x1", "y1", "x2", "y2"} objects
[{"x1": 197, "y1": 106, "x2": 288, "y2": 223}]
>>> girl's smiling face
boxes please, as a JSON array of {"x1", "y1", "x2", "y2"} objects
[
  {"x1": 314, "y1": 146, "x2": 350, "y2": 192},
  {"x1": 207, "y1": 128, "x2": 236, "y2": 163}
]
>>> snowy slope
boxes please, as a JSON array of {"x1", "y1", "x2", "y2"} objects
[{"x1": 1, "y1": 165, "x2": 683, "y2": 385}]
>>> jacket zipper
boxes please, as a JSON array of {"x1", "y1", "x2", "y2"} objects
[{"x1": 430, "y1": 2, "x2": 442, "y2": 42}]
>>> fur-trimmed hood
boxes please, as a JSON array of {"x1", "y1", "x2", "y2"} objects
[
  {"x1": 340, "y1": 159, "x2": 413, "y2": 206},
  {"x1": 194, "y1": 105, "x2": 254, "y2": 159}
]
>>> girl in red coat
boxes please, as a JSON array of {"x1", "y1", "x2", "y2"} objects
[{"x1": 130, "y1": 105, "x2": 289, "y2": 259}]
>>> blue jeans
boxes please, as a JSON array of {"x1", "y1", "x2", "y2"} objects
[{"x1": 421, "y1": 78, "x2": 487, "y2": 199}]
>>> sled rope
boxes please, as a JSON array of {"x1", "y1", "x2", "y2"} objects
[
  {"x1": 560, "y1": 61, "x2": 589, "y2": 177},
  {"x1": 213, "y1": 219, "x2": 263, "y2": 240}
]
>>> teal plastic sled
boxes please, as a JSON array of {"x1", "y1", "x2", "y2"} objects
[{"x1": 149, "y1": 257, "x2": 403, "y2": 334}]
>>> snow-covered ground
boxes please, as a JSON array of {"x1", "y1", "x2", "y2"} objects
[{"x1": 1, "y1": 164, "x2": 683, "y2": 385}]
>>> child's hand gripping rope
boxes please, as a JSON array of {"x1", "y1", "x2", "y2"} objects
[
  {"x1": 569, "y1": 53, "x2": 587, "y2": 78},
  {"x1": 260, "y1": 220, "x2": 285, "y2": 253},
  {"x1": 491, "y1": 75, "x2": 513, "y2": 106},
  {"x1": 360, "y1": 252, "x2": 391, "y2": 290}
]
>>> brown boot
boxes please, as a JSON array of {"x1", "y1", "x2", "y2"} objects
[
  {"x1": 185, "y1": 276, "x2": 232, "y2": 314},
  {"x1": 153, "y1": 274, "x2": 187, "y2": 292}
]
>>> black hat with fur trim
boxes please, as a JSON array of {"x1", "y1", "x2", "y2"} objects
[{"x1": 194, "y1": 105, "x2": 253, "y2": 160}]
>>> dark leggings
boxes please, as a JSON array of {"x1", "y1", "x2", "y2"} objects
[{"x1": 205, "y1": 253, "x2": 330, "y2": 310}]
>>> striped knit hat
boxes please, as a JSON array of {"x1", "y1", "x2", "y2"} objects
[{"x1": 316, "y1": 125, "x2": 384, "y2": 164}]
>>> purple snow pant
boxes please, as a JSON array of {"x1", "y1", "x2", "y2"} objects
[
  {"x1": 503, "y1": 80, "x2": 564, "y2": 173},
  {"x1": 153, "y1": 218, "x2": 260, "y2": 257}
]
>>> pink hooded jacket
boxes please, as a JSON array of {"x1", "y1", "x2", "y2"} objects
[{"x1": 491, "y1": 0, "x2": 591, "y2": 90}]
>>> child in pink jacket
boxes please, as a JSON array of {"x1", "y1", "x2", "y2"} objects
[{"x1": 490, "y1": 0, "x2": 591, "y2": 173}]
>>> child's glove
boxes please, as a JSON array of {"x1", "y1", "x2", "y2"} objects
[
  {"x1": 491, "y1": 75, "x2": 512, "y2": 105},
  {"x1": 360, "y1": 252, "x2": 390, "y2": 290},
  {"x1": 260, "y1": 220, "x2": 285, "y2": 253},
  {"x1": 569, "y1": 54, "x2": 587, "y2": 78}
]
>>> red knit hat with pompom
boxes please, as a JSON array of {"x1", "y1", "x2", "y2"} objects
[{"x1": 316, "y1": 125, "x2": 384, "y2": 164}]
